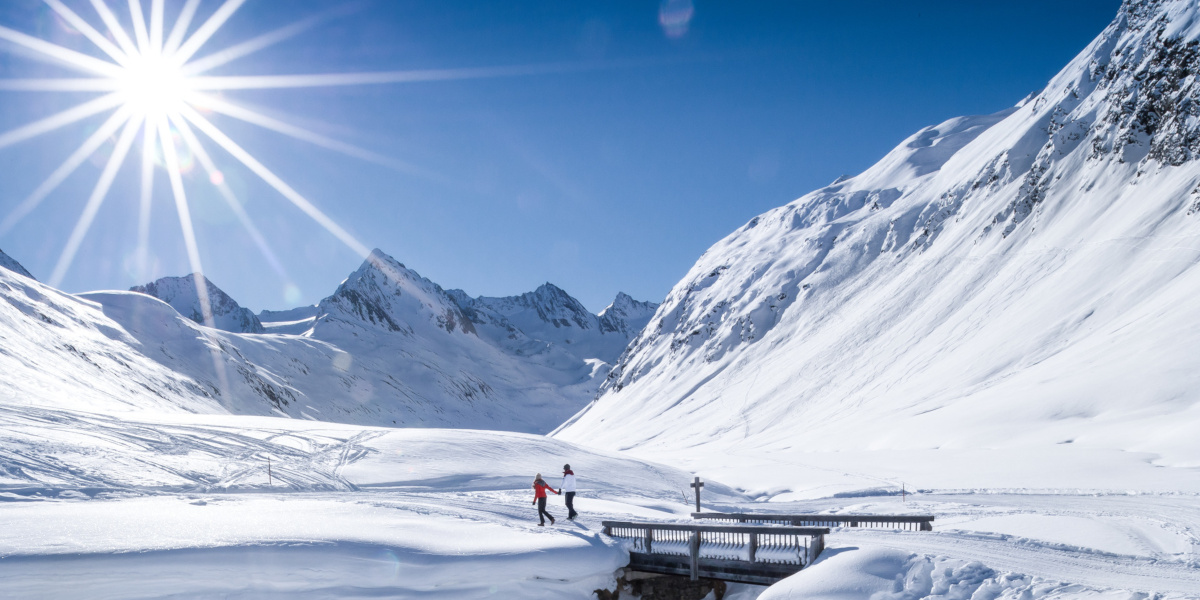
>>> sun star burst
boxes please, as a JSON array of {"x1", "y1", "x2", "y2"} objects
[
  {"x1": 0, "y1": 0, "x2": 578, "y2": 400},
  {"x1": 0, "y1": 0, "x2": 563, "y2": 336}
]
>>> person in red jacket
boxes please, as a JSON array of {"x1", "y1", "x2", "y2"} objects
[{"x1": 532, "y1": 473, "x2": 559, "y2": 526}]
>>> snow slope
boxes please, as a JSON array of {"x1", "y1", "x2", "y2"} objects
[
  {"x1": 131, "y1": 273, "x2": 265, "y2": 333},
  {"x1": 0, "y1": 246, "x2": 33, "y2": 280},
  {"x1": 0, "y1": 266, "x2": 224, "y2": 415},
  {"x1": 557, "y1": 0, "x2": 1200, "y2": 490}
]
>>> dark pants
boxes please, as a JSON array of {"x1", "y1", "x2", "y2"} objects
[
  {"x1": 564, "y1": 492, "x2": 577, "y2": 518},
  {"x1": 537, "y1": 497, "x2": 554, "y2": 524}
]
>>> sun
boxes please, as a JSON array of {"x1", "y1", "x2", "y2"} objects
[
  {"x1": 0, "y1": 0, "x2": 393, "y2": 308},
  {"x1": 116, "y1": 52, "x2": 192, "y2": 118}
]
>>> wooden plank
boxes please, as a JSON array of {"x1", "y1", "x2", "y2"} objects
[
  {"x1": 601, "y1": 520, "x2": 830, "y2": 536},
  {"x1": 692, "y1": 512, "x2": 935, "y2": 524}
]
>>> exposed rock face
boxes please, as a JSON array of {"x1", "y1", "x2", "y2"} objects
[{"x1": 131, "y1": 274, "x2": 264, "y2": 334}]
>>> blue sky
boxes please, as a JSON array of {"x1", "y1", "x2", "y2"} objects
[{"x1": 0, "y1": 0, "x2": 1121, "y2": 313}]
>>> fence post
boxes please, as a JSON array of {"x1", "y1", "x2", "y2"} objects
[
  {"x1": 689, "y1": 530, "x2": 700, "y2": 581},
  {"x1": 748, "y1": 533, "x2": 758, "y2": 563},
  {"x1": 645, "y1": 528, "x2": 653, "y2": 553}
]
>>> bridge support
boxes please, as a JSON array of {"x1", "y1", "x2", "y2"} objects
[{"x1": 597, "y1": 572, "x2": 726, "y2": 600}]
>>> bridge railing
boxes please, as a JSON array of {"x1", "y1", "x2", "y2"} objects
[
  {"x1": 692, "y1": 512, "x2": 934, "y2": 531},
  {"x1": 602, "y1": 520, "x2": 828, "y2": 583}
]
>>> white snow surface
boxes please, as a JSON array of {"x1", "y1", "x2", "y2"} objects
[
  {"x1": 2, "y1": 405, "x2": 1198, "y2": 598},
  {"x1": 0, "y1": 408, "x2": 745, "y2": 598}
]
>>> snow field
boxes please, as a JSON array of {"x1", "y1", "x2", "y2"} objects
[
  {"x1": 0, "y1": 408, "x2": 747, "y2": 598},
  {"x1": 4, "y1": 406, "x2": 1199, "y2": 598}
]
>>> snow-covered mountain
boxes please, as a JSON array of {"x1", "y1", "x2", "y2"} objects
[
  {"x1": 0, "y1": 246, "x2": 656, "y2": 433},
  {"x1": 450, "y1": 284, "x2": 658, "y2": 365},
  {"x1": 0, "y1": 246, "x2": 33, "y2": 280},
  {"x1": 597, "y1": 292, "x2": 658, "y2": 339},
  {"x1": 131, "y1": 273, "x2": 265, "y2": 334},
  {"x1": 0, "y1": 266, "x2": 224, "y2": 415},
  {"x1": 556, "y1": 0, "x2": 1200, "y2": 473}
]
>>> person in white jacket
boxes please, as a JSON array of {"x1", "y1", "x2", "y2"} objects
[{"x1": 559, "y1": 464, "x2": 578, "y2": 520}]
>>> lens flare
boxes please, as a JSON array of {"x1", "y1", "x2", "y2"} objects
[{"x1": 658, "y1": 0, "x2": 695, "y2": 39}]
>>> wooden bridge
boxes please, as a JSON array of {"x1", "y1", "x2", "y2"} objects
[
  {"x1": 692, "y1": 512, "x2": 935, "y2": 531},
  {"x1": 601, "y1": 512, "x2": 933, "y2": 585},
  {"x1": 601, "y1": 520, "x2": 828, "y2": 585}
]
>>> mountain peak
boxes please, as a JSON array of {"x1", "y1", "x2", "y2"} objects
[
  {"x1": 131, "y1": 273, "x2": 265, "y2": 334},
  {"x1": 598, "y1": 292, "x2": 659, "y2": 336},
  {"x1": 319, "y1": 250, "x2": 475, "y2": 336},
  {"x1": 535, "y1": 282, "x2": 567, "y2": 295}
]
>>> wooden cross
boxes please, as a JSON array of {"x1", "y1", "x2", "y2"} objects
[{"x1": 690, "y1": 477, "x2": 704, "y2": 513}]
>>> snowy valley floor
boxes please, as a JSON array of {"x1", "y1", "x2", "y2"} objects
[{"x1": 1, "y1": 408, "x2": 1198, "y2": 599}]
